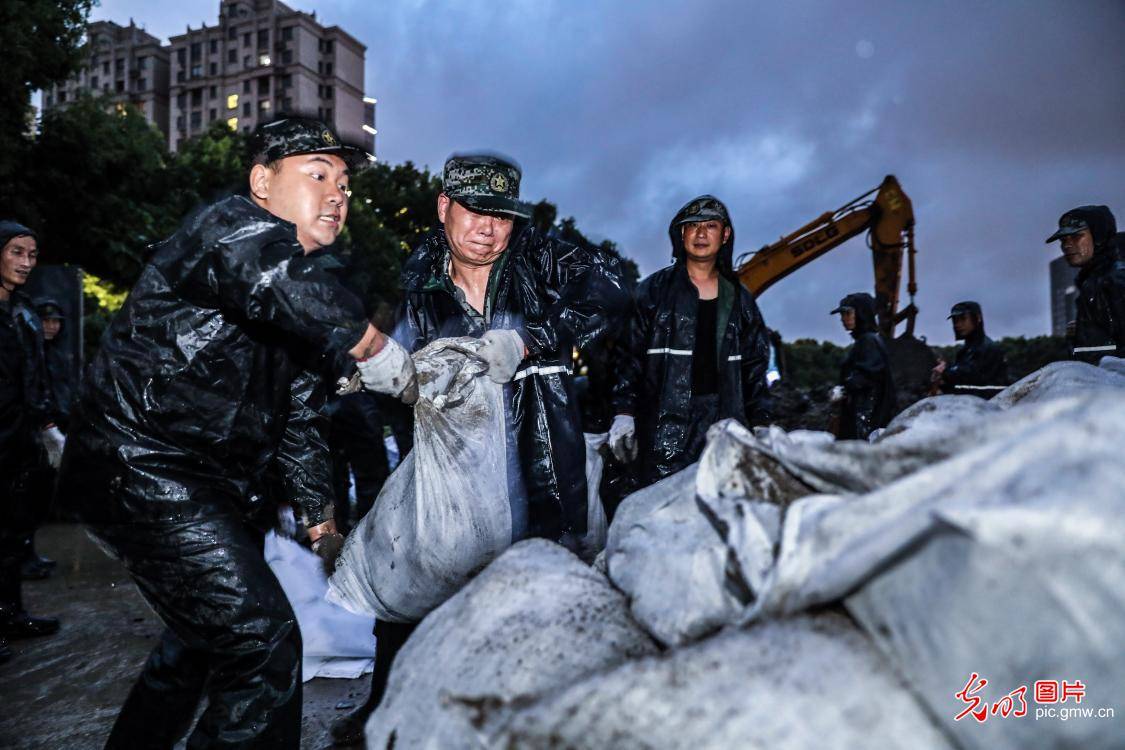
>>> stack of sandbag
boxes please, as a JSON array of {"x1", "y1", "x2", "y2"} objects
[
  {"x1": 328, "y1": 337, "x2": 514, "y2": 623},
  {"x1": 364, "y1": 540, "x2": 658, "y2": 748}
]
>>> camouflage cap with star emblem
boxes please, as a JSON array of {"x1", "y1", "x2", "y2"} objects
[
  {"x1": 672, "y1": 195, "x2": 731, "y2": 227},
  {"x1": 249, "y1": 116, "x2": 371, "y2": 171},
  {"x1": 442, "y1": 153, "x2": 531, "y2": 219}
]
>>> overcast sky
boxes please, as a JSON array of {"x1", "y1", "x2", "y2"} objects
[{"x1": 92, "y1": 0, "x2": 1125, "y2": 344}]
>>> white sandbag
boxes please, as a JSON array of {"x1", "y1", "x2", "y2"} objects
[
  {"x1": 991, "y1": 358, "x2": 1125, "y2": 408},
  {"x1": 463, "y1": 612, "x2": 952, "y2": 750},
  {"x1": 328, "y1": 337, "x2": 513, "y2": 623},
  {"x1": 263, "y1": 532, "x2": 374, "y2": 681},
  {"x1": 582, "y1": 432, "x2": 609, "y2": 554},
  {"x1": 365, "y1": 539, "x2": 658, "y2": 749}
]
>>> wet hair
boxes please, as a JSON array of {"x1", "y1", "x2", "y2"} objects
[{"x1": 251, "y1": 153, "x2": 283, "y2": 173}]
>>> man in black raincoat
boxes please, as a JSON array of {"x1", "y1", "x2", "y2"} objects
[
  {"x1": 1045, "y1": 205, "x2": 1125, "y2": 363},
  {"x1": 56, "y1": 118, "x2": 417, "y2": 748},
  {"x1": 0, "y1": 221, "x2": 62, "y2": 665},
  {"x1": 330, "y1": 153, "x2": 629, "y2": 745},
  {"x1": 608, "y1": 195, "x2": 770, "y2": 488},
  {"x1": 831, "y1": 292, "x2": 897, "y2": 440},
  {"x1": 932, "y1": 301, "x2": 1010, "y2": 398}
]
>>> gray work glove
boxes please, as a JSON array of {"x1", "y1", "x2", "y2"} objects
[
  {"x1": 608, "y1": 414, "x2": 638, "y2": 463},
  {"x1": 311, "y1": 532, "x2": 346, "y2": 577},
  {"x1": 355, "y1": 337, "x2": 418, "y2": 404},
  {"x1": 40, "y1": 426, "x2": 65, "y2": 469},
  {"x1": 478, "y1": 329, "x2": 526, "y2": 384}
]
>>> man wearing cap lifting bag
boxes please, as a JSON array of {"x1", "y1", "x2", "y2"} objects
[
  {"x1": 1046, "y1": 205, "x2": 1125, "y2": 363},
  {"x1": 57, "y1": 117, "x2": 417, "y2": 748},
  {"x1": 329, "y1": 153, "x2": 628, "y2": 745}
]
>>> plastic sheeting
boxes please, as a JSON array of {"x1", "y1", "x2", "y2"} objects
[
  {"x1": 465, "y1": 612, "x2": 953, "y2": 750},
  {"x1": 582, "y1": 432, "x2": 609, "y2": 554},
  {"x1": 262, "y1": 531, "x2": 374, "y2": 681},
  {"x1": 328, "y1": 337, "x2": 513, "y2": 623},
  {"x1": 364, "y1": 539, "x2": 658, "y2": 749}
]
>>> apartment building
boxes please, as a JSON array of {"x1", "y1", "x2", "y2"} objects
[
  {"x1": 167, "y1": 0, "x2": 372, "y2": 154},
  {"x1": 43, "y1": 20, "x2": 171, "y2": 138}
]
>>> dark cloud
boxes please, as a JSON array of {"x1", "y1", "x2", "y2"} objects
[{"x1": 95, "y1": 0, "x2": 1125, "y2": 344}]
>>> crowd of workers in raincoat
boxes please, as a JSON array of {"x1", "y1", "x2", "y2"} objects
[{"x1": 1, "y1": 113, "x2": 1123, "y2": 747}]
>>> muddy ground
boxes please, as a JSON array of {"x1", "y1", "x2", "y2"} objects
[{"x1": 0, "y1": 524, "x2": 368, "y2": 749}]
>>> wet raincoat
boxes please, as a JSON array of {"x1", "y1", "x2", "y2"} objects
[
  {"x1": 395, "y1": 225, "x2": 628, "y2": 544},
  {"x1": 1070, "y1": 208, "x2": 1125, "y2": 363},
  {"x1": 612, "y1": 196, "x2": 771, "y2": 486},
  {"x1": 941, "y1": 303, "x2": 1010, "y2": 398},
  {"x1": 56, "y1": 194, "x2": 369, "y2": 748},
  {"x1": 837, "y1": 292, "x2": 897, "y2": 440}
]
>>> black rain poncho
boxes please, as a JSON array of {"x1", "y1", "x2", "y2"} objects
[
  {"x1": 1069, "y1": 207, "x2": 1125, "y2": 363},
  {"x1": 612, "y1": 196, "x2": 771, "y2": 486},
  {"x1": 941, "y1": 303, "x2": 1010, "y2": 398},
  {"x1": 59, "y1": 195, "x2": 368, "y2": 529},
  {"x1": 395, "y1": 225, "x2": 628, "y2": 544},
  {"x1": 0, "y1": 290, "x2": 57, "y2": 473},
  {"x1": 837, "y1": 292, "x2": 897, "y2": 440}
]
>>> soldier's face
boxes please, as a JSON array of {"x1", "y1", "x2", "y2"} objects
[
  {"x1": 682, "y1": 220, "x2": 729, "y2": 263},
  {"x1": 951, "y1": 312, "x2": 977, "y2": 340},
  {"x1": 42, "y1": 318, "x2": 62, "y2": 340},
  {"x1": 1059, "y1": 229, "x2": 1094, "y2": 268},
  {"x1": 839, "y1": 308, "x2": 856, "y2": 331},
  {"x1": 0, "y1": 235, "x2": 38, "y2": 290},
  {"x1": 250, "y1": 153, "x2": 350, "y2": 252},
  {"x1": 438, "y1": 195, "x2": 514, "y2": 267}
]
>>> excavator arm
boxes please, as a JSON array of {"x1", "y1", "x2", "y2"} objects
[{"x1": 736, "y1": 175, "x2": 918, "y2": 338}]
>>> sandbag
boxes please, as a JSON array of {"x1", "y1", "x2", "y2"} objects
[
  {"x1": 582, "y1": 432, "x2": 609, "y2": 554},
  {"x1": 991, "y1": 357, "x2": 1125, "y2": 408},
  {"x1": 365, "y1": 539, "x2": 658, "y2": 749},
  {"x1": 463, "y1": 612, "x2": 952, "y2": 750},
  {"x1": 328, "y1": 337, "x2": 513, "y2": 623}
]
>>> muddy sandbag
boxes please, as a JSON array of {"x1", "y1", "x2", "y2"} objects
[
  {"x1": 365, "y1": 539, "x2": 658, "y2": 749},
  {"x1": 328, "y1": 337, "x2": 513, "y2": 623},
  {"x1": 463, "y1": 611, "x2": 952, "y2": 750},
  {"x1": 991, "y1": 358, "x2": 1125, "y2": 408}
]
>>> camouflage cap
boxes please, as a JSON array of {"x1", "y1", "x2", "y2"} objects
[
  {"x1": 947, "y1": 300, "x2": 982, "y2": 319},
  {"x1": 249, "y1": 116, "x2": 371, "y2": 171},
  {"x1": 672, "y1": 195, "x2": 731, "y2": 226},
  {"x1": 442, "y1": 153, "x2": 531, "y2": 219}
]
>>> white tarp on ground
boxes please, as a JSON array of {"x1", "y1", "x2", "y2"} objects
[
  {"x1": 263, "y1": 532, "x2": 374, "y2": 681},
  {"x1": 365, "y1": 540, "x2": 658, "y2": 749},
  {"x1": 464, "y1": 612, "x2": 953, "y2": 750},
  {"x1": 328, "y1": 338, "x2": 514, "y2": 623}
]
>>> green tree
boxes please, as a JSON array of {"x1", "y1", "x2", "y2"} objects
[{"x1": 0, "y1": 0, "x2": 93, "y2": 189}]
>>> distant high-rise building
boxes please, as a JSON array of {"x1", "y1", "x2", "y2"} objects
[
  {"x1": 42, "y1": 20, "x2": 171, "y2": 138},
  {"x1": 167, "y1": 0, "x2": 373, "y2": 154},
  {"x1": 1049, "y1": 255, "x2": 1080, "y2": 336}
]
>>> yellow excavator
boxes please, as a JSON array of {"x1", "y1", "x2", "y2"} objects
[{"x1": 736, "y1": 175, "x2": 935, "y2": 399}]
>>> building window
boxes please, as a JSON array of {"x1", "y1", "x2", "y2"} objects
[
  {"x1": 243, "y1": 79, "x2": 251, "y2": 94},
  {"x1": 227, "y1": 116, "x2": 238, "y2": 130},
  {"x1": 58, "y1": 91, "x2": 67, "y2": 103},
  {"x1": 103, "y1": 61, "x2": 109, "y2": 74},
  {"x1": 317, "y1": 61, "x2": 323, "y2": 75},
  {"x1": 325, "y1": 85, "x2": 333, "y2": 100},
  {"x1": 91, "y1": 75, "x2": 99, "y2": 89},
  {"x1": 210, "y1": 108, "x2": 217, "y2": 121},
  {"x1": 228, "y1": 26, "x2": 237, "y2": 41},
  {"x1": 282, "y1": 49, "x2": 293, "y2": 64},
  {"x1": 325, "y1": 62, "x2": 333, "y2": 76},
  {"x1": 242, "y1": 101, "x2": 251, "y2": 116},
  {"x1": 243, "y1": 32, "x2": 251, "y2": 47},
  {"x1": 137, "y1": 77, "x2": 147, "y2": 91},
  {"x1": 191, "y1": 64, "x2": 202, "y2": 78},
  {"x1": 325, "y1": 39, "x2": 334, "y2": 54},
  {"x1": 137, "y1": 56, "x2": 147, "y2": 70},
  {"x1": 257, "y1": 29, "x2": 269, "y2": 48},
  {"x1": 177, "y1": 92, "x2": 187, "y2": 108},
  {"x1": 115, "y1": 57, "x2": 125, "y2": 73},
  {"x1": 281, "y1": 74, "x2": 292, "y2": 89},
  {"x1": 191, "y1": 88, "x2": 203, "y2": 106},
  {"x1": 177, "y1": 48, "x2": 186, "y2": 66},
  {"x1": 324, "y1": 107, "x2": 332, "y2": 121},
  {"x1": 209, "y1": 85, "x2": 217, "y2": 99},
  {"x1": 116, "y1": 80, "x2": 125, "y2": 93},
  {"x1": 190, "y1": 42, "x2": 201, "y2": 62},
  {"x1": 177, "y1": 71, "x2": 185, "y2": 83},
  {"x1": 176, "y1": 115, "x2": 185, "y2": 131},
  {"x1": 243, "y1": 55, "x2": 251, "y2": 69},
  {"x1": 103, "y1": 83, "x2": 110, "y2": 92},
  {"x1": 242, "y1": 125, "x2": 251, "y2": 133},
  {"x1": 190, "y1": 110, "x2": 202, "y2": 128},
  {"x1": 281, "y1": 26, "x2": 293, "y2": 41},
  {"x1": 210, "y1": 62, "x2": 218, "y2": 76},
  {"x1": 227, "y1": 93, "x2": 238, "y2": 110},
  {"x1": 258, "y1": 76, "x2": 270, "y2": 94},
  {"x1": 228, "y1": 48, "x2": 237, "y2": 64},
  {"x1": 210, "y1": 39, "x2": 218, "y2": 54}
]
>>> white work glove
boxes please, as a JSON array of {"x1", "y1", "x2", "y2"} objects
[
  {"x1": 478, "y1": 329, "x2": 526, "y2": 384},
  {"x1": 608, "y1": 414, "x2": 638, "y2": 463},
  {"x1": 829, "y1": 385, "x2": 846, "y2": 404},
  {"x1": 356, "y1": 337, "x2": 418, "y2": 404},
  {"x1": 40, "y1": 426, "x2": 65, "y2": 469}
]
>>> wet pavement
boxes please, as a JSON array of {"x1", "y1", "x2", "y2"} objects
[{"x1": 0, "y1": 523, "x2": 368, "y2": 749}]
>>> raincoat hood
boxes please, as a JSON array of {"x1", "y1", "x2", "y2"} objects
[
  {"x1": 833, "y1": 292, "x2": 879, "y2": 336},
  {"x1": 1045, "y1": 205, "x2": 1117, "y2": 252},
  {"x1": 0, "y1": 220, "x2": 36, "y2": 250},
  {"x1": 669, "y1": 195, "x2": 735, "y2": 276}
]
